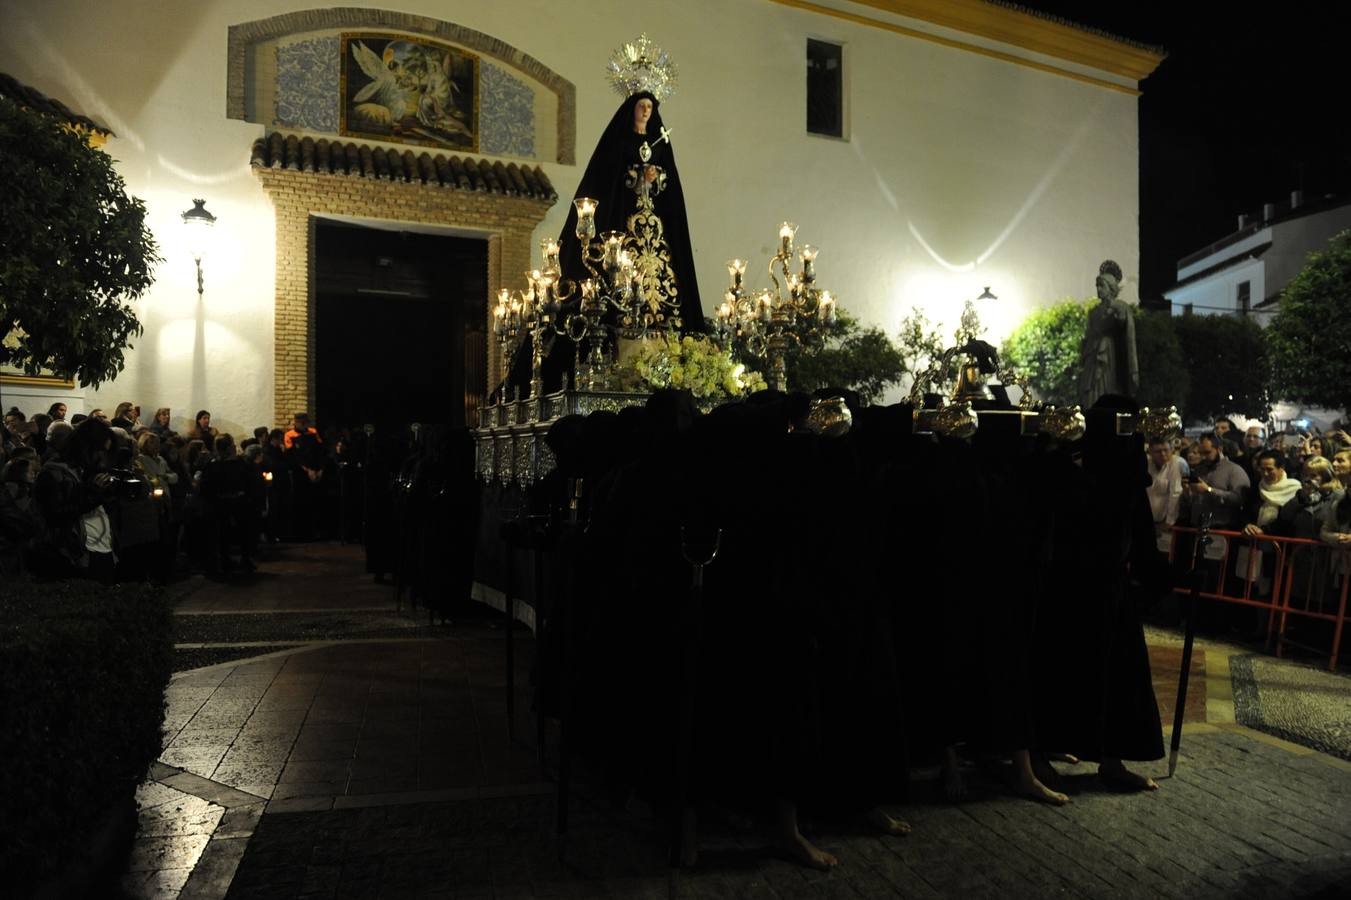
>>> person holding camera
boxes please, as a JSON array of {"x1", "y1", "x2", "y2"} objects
[
  {"x1": 32, "y1": 418, "x2": 123, "y2": 582},
  {"x1": 1183, "y1": 433, "x2": 1250, "y2": 529}
]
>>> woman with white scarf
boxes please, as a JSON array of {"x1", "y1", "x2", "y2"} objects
[{"x1": 1242, "y1": 450, "x2": 1301, "y2": 537}]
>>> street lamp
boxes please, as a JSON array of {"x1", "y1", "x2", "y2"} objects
[{"x1": 180, "y1": 199, "x2": 217, "y2": 298}]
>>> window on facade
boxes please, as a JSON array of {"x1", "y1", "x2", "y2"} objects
[
  {"x1": 807, "y1": 39, "x2": 843, "y2": 138},
  {"x1": 1237, "y1": 281, "x2": 1251, "y2": 315}
]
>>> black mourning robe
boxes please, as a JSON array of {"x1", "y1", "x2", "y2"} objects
[{"x1": 1032, "y1": 406, "x2": 1168, "y2": 762}]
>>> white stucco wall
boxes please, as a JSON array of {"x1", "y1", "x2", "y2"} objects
[
  {"x1": 1266, "y1": 204, "x2": 1351, "y2": 299},
  {"x1": 1165, "y1": 257, "x2": 1265, "y2": 318},
  {"x1": 0, "y1": 0, "x2": 1141, "y2": 426}
]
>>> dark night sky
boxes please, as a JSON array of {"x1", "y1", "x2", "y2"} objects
[{"x1": 1019, "y1": 4, "x2": 1351, "y2": 306}]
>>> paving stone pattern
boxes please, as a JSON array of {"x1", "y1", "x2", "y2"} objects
[
  {"x1": 111, "y1": 545, "x2": 1351, "y2": 898},
  {"x1": 176, "y1": 645, "x2": 306, "y2": 674},
  {"x1": 174, "y1": 611, "x2": 440, "y2": 646},
  {"x1": 1233, "y1": 654, "x2": 1351, "y2": 761},
  {"x1": 225, "y1": 730, "x2": 1351, "y2": 899}
]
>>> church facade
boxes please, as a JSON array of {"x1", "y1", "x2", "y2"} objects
[{"x1": 0, "y1": 0, "x2": 1162, "y2": 431}]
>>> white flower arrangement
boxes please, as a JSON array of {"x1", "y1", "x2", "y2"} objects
[{"x1": 621, "y1": 333, "x2": 767, "y2": 400}]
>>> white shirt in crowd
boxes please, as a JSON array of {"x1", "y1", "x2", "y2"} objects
[
  {"x1": 81, "y1": 505, "x2": 114, "y2": 555},
  {"x1": 1148, "y1": 454, "x2": 1186, "y2": 526}
]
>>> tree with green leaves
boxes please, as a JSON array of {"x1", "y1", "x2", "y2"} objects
[
  {"x1": 1002, "y1": 299, "x2": 1192, "y2": 414},
  {"x1": 0, "y1": 94, "x2": 158, "y2": 388},
  {"x1": 1001, "y1": 298, "x2": 1091, "y2": 405},
  {"x1": 1133, "y1": 308, "x2": 1189, "y2": 414},
  {"x1": 894, "y1": 308, "x2": 957, "y2": 399},
  {"x1": 1268, "y1": 229, "x2": 1351, "y2": 413},
  {"x1": 1172, "y1": 311, "x2": 1270, "y2": 422}
]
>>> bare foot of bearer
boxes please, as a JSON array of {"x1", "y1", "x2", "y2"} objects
[
  {"x1": 1100, "y1": 758, "x2": 1160, "y2": 791},
  {"x1": 773, "y1": 800, "x2": 839, "y2": 870},
  {"x1": 865, "y1": 806, "x2": 912, "y2": 836},
  {"x1": 1012, "y1": 749, "x2": 1070, "y2": 805}
]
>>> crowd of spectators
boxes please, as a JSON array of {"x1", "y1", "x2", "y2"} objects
[
  {"x1": 1145, "y1": 416, "x2": 1351, "y2": 629},
  {"x1": 1146, "y1": 416, "x2": 1351, "y2": 544},
  {"x1": 0, "y1": 403, "x2": 360, "y2": 582}
]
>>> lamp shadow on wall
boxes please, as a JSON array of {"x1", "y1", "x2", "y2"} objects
[
  {"x1": 191, "y1": 292, "x2": 208, "y2": 421},
  {"x1": 852, "y1": 96, "x2": 1107, "y2": 274},
  {"x1": 9, "y1": 7, "x2": 214, "y2": 156}
]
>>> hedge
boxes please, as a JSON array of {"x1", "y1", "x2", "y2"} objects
[{"x1": 0, "y1": 577, "x2": 173, "y2": 892}]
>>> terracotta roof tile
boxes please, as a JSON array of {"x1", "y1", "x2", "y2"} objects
[
  {"x1": 249, "y1": 132, "x2": 557, "y2": 200},
  {"x1": 0, "y1": 71, "x2": 114, "y2": 137}
]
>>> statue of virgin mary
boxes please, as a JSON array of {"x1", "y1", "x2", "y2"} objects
[{"x1": 506, "y1": 36, "x2": 703, "y2": 397}]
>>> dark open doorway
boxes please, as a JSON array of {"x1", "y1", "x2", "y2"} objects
[{"x1": 314, "y1": 218, "x2": 487, "y2": 433}]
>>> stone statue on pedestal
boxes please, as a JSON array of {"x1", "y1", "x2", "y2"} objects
[{"x1": 1077, "y1": 259, "x2": 1139, "y2": 405}]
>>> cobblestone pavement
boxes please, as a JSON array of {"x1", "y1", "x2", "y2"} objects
[
  {"x1": 111, "y1": 544, "x2": 1351, "y2": 899},
  {"x1": 1232, "y1": 654, "x2": 1351, "y2": 761},
  {"x1": 1145, "y1": 625, "x2": 1351, "y2": 761},
  {"x1": 223, "y1": 730, "x2": 1351, "y2": 899}
]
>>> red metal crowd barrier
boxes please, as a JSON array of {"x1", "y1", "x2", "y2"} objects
[{"x1": 1165, "y1": 526, "x2": 1348, "y2": 671}]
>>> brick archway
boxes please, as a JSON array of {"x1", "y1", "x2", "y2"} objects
[{"x1": 252, "y1": 134, "x2": 556, "y2": 427}]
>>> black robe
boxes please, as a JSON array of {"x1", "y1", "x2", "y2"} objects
[{"x1": 1032, "y1": 408, "x2": 1168, "y2": 762}]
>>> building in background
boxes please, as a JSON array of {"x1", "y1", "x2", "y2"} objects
[
  {"x1": 1164, "y1": 193, "x2": 1351, "y2": 321},
  {"x1": 0, "y1": 0, "x2": 1163, "y2": 427}
]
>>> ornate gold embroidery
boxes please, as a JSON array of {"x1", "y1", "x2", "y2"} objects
[{"x1": 623, "y1": 164, "x2": 680, "y2": 331}]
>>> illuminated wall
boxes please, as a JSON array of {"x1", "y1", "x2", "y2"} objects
[{"x1": 0, "y1": 0, "x2": 1149, "y2": 425}]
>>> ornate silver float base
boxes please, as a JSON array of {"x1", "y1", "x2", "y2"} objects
[{"x1": 473, "y1": 389, "x2": 651, "y2": 487}]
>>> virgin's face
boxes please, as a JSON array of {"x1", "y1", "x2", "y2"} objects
[{"x1": 633, "y1": 98, "x2": 653, "y2": 133}]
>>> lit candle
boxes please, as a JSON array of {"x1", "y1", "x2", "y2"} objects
[
  {"x1": 602, "y1": 232, "x2": 624, "y2": 269},
  {"x1": 778, "y1": 221, "x2": 797, "y2": 256},
  {"x1": 819, "y1": 290, "x2": 836, "y2": 325},
  {"x1": 574, "y1": 197, "x2": 597, "y2": 240},
  {"x1": 541, "y1": 238, "x2": 560, "y2": 273},
  {"x1": 758, "y1": 290, "x2": 774, "y2": 324},
  {"x1": 539, "y1": 272, "x2": 556, "y2": 310},
  {"x1": 799, "y1": 244, "x2": 818, "y2": 283},
  {"x1": 726, "y1": 258, "x2": 747, "y2": 289},
  {"x1": 787, "y1": 274, "x2": 802, "y2": 300}
]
